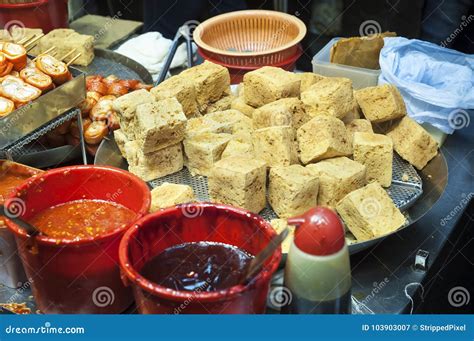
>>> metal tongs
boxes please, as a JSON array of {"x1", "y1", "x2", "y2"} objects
[{"x1": 155, "y1": 24, "x2": 195, "y2": 86}]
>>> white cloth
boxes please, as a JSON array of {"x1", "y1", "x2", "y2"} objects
[{"x1": 115, "y1": 32, "x2": 193, "y2": 81}]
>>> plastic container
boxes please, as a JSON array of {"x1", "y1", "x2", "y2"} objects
[
  {"x1": 0, "y1": 0, "x2": 68, "y2": 34},
  {"x1": 193, "y1": 10, "x2": 306, "y2": 67},
  {"x1": 119, "y1": 202, "x2": 281, "y2": 314},
  {"x1": 0, "y1": 160, "x2": 43, "y2": 288},
  {"x1": 312, "y1": 37, "x2": 380, "y2": 89},
  {"x1": 6, "y1": 165, "x2": 151, "y2": 314},
  {"x1": 199, "y1": 45, "x2": 303, "y2": 84}
]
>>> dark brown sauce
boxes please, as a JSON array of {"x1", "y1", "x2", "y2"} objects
[{"x1": 140, "y1": 242, "x2": 254, "y2": 292}]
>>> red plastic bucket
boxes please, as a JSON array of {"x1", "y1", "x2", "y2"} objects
[
  {"x1": 119, "y1": 202, "x2": 281, "y2": 314},
  {"x1": 0, "y1": 0, "x2": 68, "y2": 34},
  {"x1": 198, "y1": 45, "x2": 303, "y2": 84},
  {"x1": 5, "y1": 165, "x2": 151, "y2": 314}
]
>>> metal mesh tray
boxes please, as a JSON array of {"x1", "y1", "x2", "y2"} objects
[
  {"x1": 149, "y1": 153, "x2": 422, "y2": 221},
  {"x1": 96, "y1": 136, "x2": 423, "y2": 222},
  {"x1": 0, "y1": 109, "x2": 83, "y2": 168}
]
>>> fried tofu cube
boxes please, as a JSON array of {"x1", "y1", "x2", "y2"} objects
[
  {"x1": 269, "y1": 165, "x2": 319, "y2": 218},
  {"x1": 113, "y1": 129, "x2": 129, "y2": 156},
  {"x1": 271, "y1": 219, "x2": 295, "y2": 253},
  {"x1": 206, "y1": 110, "x2": 252, "y2": 131},
  {"x1": 150, "y1": 75, "x2": 198, "y2": 117},
  {"x1": 306, "y1": 157, "x2": 366, "y2": 207},
  {"x1": 39, "y1": 28, "x2": 94, "y2": 66},
  {"x1": 294, "y1": 72, "x2": 325, "y2": 92},
  {"x1": 252, "y1": 98, "x2": 310, "y2": 130},
  {"x1": 354, "y1": 84, "x2": 406, "y2": 123},
  {"x1": 336, "y1": 182, "x2": 406, "y2": 241},
  {"x1": 301, "y1": 77, "x2": 354, "y2": 119},
  {"x1": 185, "y1": 109, "x2": 251, "y2": 139},
  {"x1": 208, "y1": 156, "x2": 267, "y2": 213},
  {"x1": 353, "y1": 132, "x2": 393, "y2": 187},
  {"x1": 297, "y1": 116, "x2": 352, "y2": 164},
  {"x1": 186, "y1": 116, "x2": 232, "y2": 137},
  {"x1": 243, "y1": 66, "x2": 300, "y2": 107},
  {"x1": 221, "y1": 140, "x2": 254, "y2": 159},
  {"x1": 253, "y1": 126, "x2": 299, "y2": 167},
  {"x1": 183, "y1": 133, "x2": 232, "y2": 176},
  {"x1": 342, "y1": 97, "x2": 362, "y2": 124},
  {"x1": 188, "y1": 109, "x2": 253, "y2": 140},
  {"x1": 113, "y1": 89, "x2": 155, "y2": 120},
  {"x1": 124, "y1": 142, "x2": 183, "y2": 181},
  {"x1": 204, "y1": 94, "x2": 235, "y2": 114},
  {"x1": 386, "y1": 116, "x2": 438, "y2": 170},
  {"x1": 150, "y1": 183, "x2": 196, "y2": 212},
  {"x1": 345, "y1": 119, "x2": 373, "y2": 144},
  {"x1": 180, "y1": 61, "x2": 230, "y2": 111},
  {"x1": 231, "y1": 96, "x2": 256, "y2": 118},
  {"x1": 134, "y1": 98, "x2": 187, "y2": 153}
]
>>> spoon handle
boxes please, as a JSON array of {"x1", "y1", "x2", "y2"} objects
[
  {"x1": 0, "y1": 204, "x2": 39, "y2": 237},
  {"x1": 244, "y1": 227, "x2": 289, "y2": 283}
]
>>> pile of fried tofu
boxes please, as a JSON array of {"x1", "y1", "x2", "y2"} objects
[{"x1": 113, "y1": 61, "x2": 439, "y2": 244}]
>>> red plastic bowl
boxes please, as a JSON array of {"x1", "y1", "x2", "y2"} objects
[
  {"x1": 199, "y1": 45, "x2": 303, "y2": 84},
  {"x1": 119, "y1": 202, "x2": 281, "y2": 314},
  {"x1": 5, "y1": 165, "x2": 151, "y2": 314},
  {"x1": 0, "y1": 0, "x2": 68, "y2": 34}
]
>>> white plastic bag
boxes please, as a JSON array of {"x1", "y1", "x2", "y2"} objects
[{"x1": 379, "y1": 37, "x2": 473, "y2": 133}]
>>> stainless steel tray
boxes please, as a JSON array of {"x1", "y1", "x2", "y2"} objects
[
  {"x1": 0, "y1": 67, "x2": 86, "y2": 150},
  {"x1": 75, "y1": 48, "x2": 153, "y2": 84},
  {"x1": 95, "y1": 135, "x2": 447, "y2": 254}
]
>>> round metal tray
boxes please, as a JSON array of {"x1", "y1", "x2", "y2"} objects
[
  {"x1": 94, "y1": 135, "x2": 448, "y2": 254},
  {"x1": 76, "y1": 48, "x2": 153, "y2": 83}
]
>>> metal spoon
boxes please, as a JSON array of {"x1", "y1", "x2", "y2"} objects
[
  {"x1": 243, "y1": 227, "x2": 289, "y2": 284},
  {"x1": 0, "y1": 204, "x2": 40, "y2": 237}
]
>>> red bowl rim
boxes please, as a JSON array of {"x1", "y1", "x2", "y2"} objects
[
  {"x1": 119, "y1": 202, "x2": 282, "y2": 303},
  {"x1": 198, "y1": 45, "x2": 303, "y2": 70},
  {"x1": 193, "y1": 10, "x2": 307, "y2": 57},
  {"x1": 5, "y1": 165, "x2": 151, "y2": 247},
  {"x1": 0, "y1": 0, "x2": 47, "y2": 8}
]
